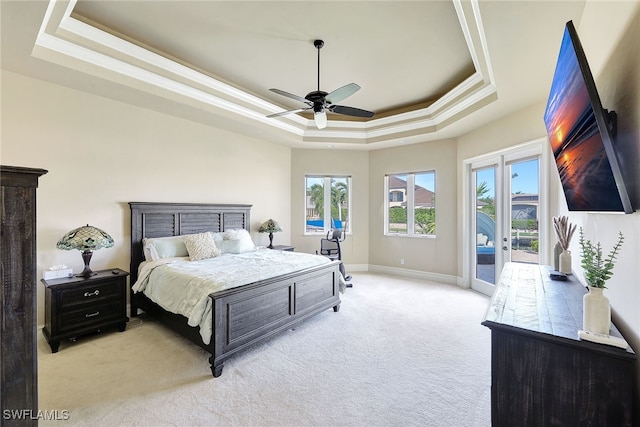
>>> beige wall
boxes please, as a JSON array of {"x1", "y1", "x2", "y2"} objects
[
  {"x1": 290, "y1": 148, "x2": 369, "y2": 265},
  {"x1": 1, "y1": 71, "x2": 292, "y2": 326},
  {"x1": 369, "y1": 140, "x2": 458, "y2": 276}
]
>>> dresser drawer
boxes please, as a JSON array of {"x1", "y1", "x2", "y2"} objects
[
  {"x1": 59, "y1": 281, "x2": 123, "y2": 309},
  {"x1": 59, "y1": 301, "x2": 124, "y2": 332}
]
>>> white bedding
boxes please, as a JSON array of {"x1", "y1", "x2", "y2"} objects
[{"x1": 132, "y1": 249, "x2": 341, "y2": 344}]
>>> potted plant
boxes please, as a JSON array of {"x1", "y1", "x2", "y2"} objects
[
  {"x1": 553, "y1": 216, "x2": 576, "y2": 274},
  {"x1": 578, "y1": 227, "x2": 624, "y2": 335}
]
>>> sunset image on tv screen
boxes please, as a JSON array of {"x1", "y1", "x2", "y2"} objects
[{"x1": 544, "y1": 26, "x2": 623, "y2": 212}]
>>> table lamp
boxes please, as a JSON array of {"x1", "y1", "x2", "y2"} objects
[
  {"x1": 258, "y1": 219, "x2": 282, "y2": 249},
  {"x1": 56, "y1": 224, "x2": 114, "y2": 277}
]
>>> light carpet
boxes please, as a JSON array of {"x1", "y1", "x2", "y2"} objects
[{"x1": 38, "y1": 273, "x2": 492, "y2": 427}]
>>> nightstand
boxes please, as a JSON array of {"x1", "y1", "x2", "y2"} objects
[
  {"x1": 270, "y1": 245, "x2": 295, "y2": 252},
  {"x1": 42, "y1": 269, "x2": 129, "y2": 353}
]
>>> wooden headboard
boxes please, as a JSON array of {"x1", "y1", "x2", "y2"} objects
[{"x1": 129, "y1": 202, "x2": 251, "y2": 283}]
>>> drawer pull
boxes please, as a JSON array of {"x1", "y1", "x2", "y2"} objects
[
  {"x1": 85, "y1": 311, "x2": 100, "y2": 318},
  {"x1": 84, "y1": 290, "x2": 100, "y2": 297}
]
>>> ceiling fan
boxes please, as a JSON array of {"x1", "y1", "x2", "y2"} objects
[{"x1": 267, "y1": 39, "x2": 374, "y2": 129}]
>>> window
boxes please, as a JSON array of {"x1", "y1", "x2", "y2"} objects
[
  {"x1": 305, "y1": 176, "x2": 351, "y2": 234},
  {"x1": 385, "y1": 171, "x2": 436, "y2": 236},
  {"x1": 389, "y1": 191, "x2": 404, "y2": 202}
]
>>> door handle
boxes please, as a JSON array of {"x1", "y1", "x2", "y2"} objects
[{"x1": 502, "y1": 246, "x2": 508, "y2": 251}]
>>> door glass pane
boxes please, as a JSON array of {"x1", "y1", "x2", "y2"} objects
[
  {"x1": 475, "y1": 167, "x2": 496, "y2": 284},
  {"x1": 510, "y1": 159, "x2": 539, "y2": 264},
  {"x1": 306, "y1": 176, "x2": 324, "y2": 233},
  {"x1": 387, "y1": 174, "x2": 407, "y2": 234}
]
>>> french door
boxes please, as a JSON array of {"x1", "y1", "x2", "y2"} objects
[{"x1": 466, "y1": 141, "x2": 546, "y2": 296}]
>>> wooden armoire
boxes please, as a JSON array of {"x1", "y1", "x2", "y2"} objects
[{"x1": 1, "y1": 165, "x2": 47, "y2": 426}]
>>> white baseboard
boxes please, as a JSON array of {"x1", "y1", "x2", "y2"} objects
[
  {"x1": 343, "y1": 263, "x2": 369, "y2": 272},
  {"x1": 366, "y1": 264, "x2": 460, "y2": 286}
]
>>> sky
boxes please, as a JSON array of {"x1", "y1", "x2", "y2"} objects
[{"x1": 476, "y1": 158, "x2": 539, "y2": 198}]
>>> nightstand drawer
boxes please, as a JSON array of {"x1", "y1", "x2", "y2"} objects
[
  {"x1": 59, "y1": 281, "x2": 123, "y2": 309},
  {"x1": 59, "y1": 301, "x2": 123, "y2": 332}
]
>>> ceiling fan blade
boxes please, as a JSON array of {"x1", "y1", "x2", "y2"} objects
[
  {"x1": 266, "y1": 107, "x2": 309, "y2": 118},
  {"x1": 269, "y1": 88, "x2": 312, "y2": 105},
  {"x1": 325, "y1": 83, "x2": 360, "y2": 104},
  {"x1": 330, "y1": 105, "x2": 375, "y2": 118}
]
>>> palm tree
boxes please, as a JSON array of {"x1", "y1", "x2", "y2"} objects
[
  {"x1": 477, "y1": 181, "x2": 490, "y2": 199},
  {"x1": 307, "y1": 183, "x2": 324, "y2": 219},
  {"x1": 308, "y1": 180, "x2": 349, "y2": 229},
  {"x1": 331, "y1": 180, "x2": 348, "y2": 223},
  {"x1": 477, "y1": 180, "x2": 495, "y2": 219}
]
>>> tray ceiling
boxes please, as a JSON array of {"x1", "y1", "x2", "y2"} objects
[{"x1": 2, "y1": 0, "x2": 597, "y2": 149}]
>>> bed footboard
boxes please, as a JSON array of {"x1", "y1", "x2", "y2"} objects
[{"x1": 209, "y1": 261, "x2": 341, "y2": 377}]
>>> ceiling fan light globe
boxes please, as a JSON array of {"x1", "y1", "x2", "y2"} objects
[{"x1": 314, "y1": 110, "x2": 327, "y2": 129}]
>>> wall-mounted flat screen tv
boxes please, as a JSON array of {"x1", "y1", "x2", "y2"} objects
[{"x1": 544, "y1": 20, "x2": 633, "y2": 213}]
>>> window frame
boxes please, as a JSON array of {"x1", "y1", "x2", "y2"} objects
[
  {"x1": 304, "y1": 175, "x2": 352, "y2": 235},
  {"x1": 384, "y1": 171, "x2": 436, "y2": 238}
]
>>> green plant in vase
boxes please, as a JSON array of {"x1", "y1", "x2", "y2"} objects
[
  {"x1": 578, "y1": 228, "x2": 624, "y2": 288},
  {"x1": 578, "y1": 227, "x2": 624, "y2": 335}
]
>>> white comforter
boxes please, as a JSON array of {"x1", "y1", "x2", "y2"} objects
[{"x1": 132, "y1": 249, "x2": 339, "y2": 344}]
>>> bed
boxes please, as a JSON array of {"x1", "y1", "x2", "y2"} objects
[{"x1": 129, "y1": 202, "x2": 342, "y2": 377}]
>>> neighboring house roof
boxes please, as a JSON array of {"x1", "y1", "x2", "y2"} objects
[
  {"x1": 388, "y1": 175, "x2": 435, "y2": 208},
  {"x1": 388, "y1": 175, "x2": 409, "y2": 191}
]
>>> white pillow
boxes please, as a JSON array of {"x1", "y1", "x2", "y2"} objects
[
  {"x1": 219, "y1": 229, "x2": 256, "y2": 254},
  {"x1": 143, "y1": 235, "x2": 189, "y2": 261},
  {"x1": 211, "y1": 232, "x2": 224, "y2": 243},
  {"x1": 183, "y1": 232, "x2": 221, "y2": 261}
]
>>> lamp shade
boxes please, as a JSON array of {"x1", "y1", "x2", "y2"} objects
[
  {"x1": 258, "y1": 219, "x2": 282, "y2": 234},
  {"x1": 57, "y1": 225, "x2": 114, "y2": 277},
  {"x1": 57, "y1": 225, "x2": 114, "y2": 251}
]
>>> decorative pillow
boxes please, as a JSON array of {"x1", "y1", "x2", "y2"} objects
[
  {"x1": 143, "y1": 236, "x2": 189, "y2": 261},
  {"x1": 218, "y1": 229, "x2": 256, "y2": 254},
  {"x1": 183, "y1": 232, "x2": 221, "y2": 261},
  {"x1": 143, "y1": 243, "x2": 156, "y2": 261}
]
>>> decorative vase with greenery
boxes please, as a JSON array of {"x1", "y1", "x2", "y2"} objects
[
  {"x1": 578, "y1": 227, "x2": 624, "y2": 335},
  {"x1": 553, "y1": 216, "x2": 576, "y2": 274}
]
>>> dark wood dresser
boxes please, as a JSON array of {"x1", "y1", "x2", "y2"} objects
[
  {"x1": 482, "y1": 262, "x2": 637, "y2": 426},
  {"x1": 1, "y1": 165, "x2": 47, "y2": 426}
]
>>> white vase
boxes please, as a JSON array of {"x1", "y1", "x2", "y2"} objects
[
  {"x1": 583, "y1": 286, "x2": 611, "y2": 335},
  {"x1": 559, "y1": 249, "x2": 572, "y2": 274}
]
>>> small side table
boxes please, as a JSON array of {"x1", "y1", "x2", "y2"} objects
[
  {"x1": 42, "y1": 269, "x2": 129, "y2": 353},
  {"x1": 270, "y1": 245, "x2": 295, "y2": 252}
]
